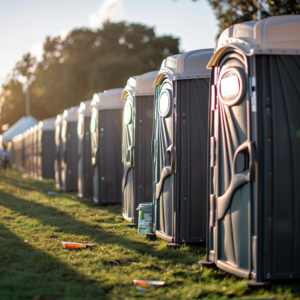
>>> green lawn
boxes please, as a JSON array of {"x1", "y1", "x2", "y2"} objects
[{"x1": 0, "y1": 169, "x2": 299, "y2": 300}]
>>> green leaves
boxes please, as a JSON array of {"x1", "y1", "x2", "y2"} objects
[
  {"x1": 1, "y1": 22, "x2": 179, "y2": 129},
  {"x1": 208, "y1": 0, "x2": 300, "y2": 37}
]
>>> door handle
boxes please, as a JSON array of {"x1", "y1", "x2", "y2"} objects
[
  {"x1": 122, "y1": 146, "x2": 135, "y2": 191},
  {"x1": 217, "y1": 141, "x2": 256, "y2": 220},
  {"x1": 155, "y1": 145, "x2": 176, "y2": 200}
]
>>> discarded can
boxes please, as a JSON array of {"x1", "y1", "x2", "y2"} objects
[
  {"x1": 136, "y1": 202, "x2": 152, "y2": 235},
  {"x1": 61, "y1": 241, "x2": 93, "y2": 249}
]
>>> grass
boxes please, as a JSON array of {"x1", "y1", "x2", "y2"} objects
[{"x1": 0, "y1": 169, "x2": 299, "y2": 300}]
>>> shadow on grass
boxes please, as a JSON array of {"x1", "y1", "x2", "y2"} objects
[
  {"x1": 0, "y1": 172, "x2": 118, "y2": 214},
  {"x1": 0, "y1": 188, "x2": 204, "y2": 265},
  {"x1": 0, "y1": 222, "x2": 106, "y2": 300}
]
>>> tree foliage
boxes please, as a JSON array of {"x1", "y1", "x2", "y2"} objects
[
  {"x1": 0, "y1": 22, "x2": 179, "y2": 132},
  {"x1": 205, "y1": 0, "x2": 300, "y2": 36}
]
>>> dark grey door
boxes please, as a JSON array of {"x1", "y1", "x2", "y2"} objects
[
  {"x1": 98, "y1": 109, "x2": 122, "y2": 205},
  {"x1": 134, "y1": 95, "x2": 154, "y2": 223},
  {"x1": 256, "y1": 55, "x2": 300, "y2": 281},
  {"x1": 176, "y1": 79, "x2": 209, "y2": 244}
]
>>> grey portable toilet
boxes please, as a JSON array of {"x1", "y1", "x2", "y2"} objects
[
  {"x1": 200, "y1": 16, "x2": 300, "y2": 286},
  {"x1": 12, "y1": 134, "x2": 23, "y2": 171},
  {"x1": 29, "y1": 127, "x2": 35, "y2": 176},
  {"x1": 24, "y1": 129, "x2": 30, "y2": 174},
  {"x1": 60, "y1": 106, "x2": 79, "y2": 192},
  {"x1": 121, "y1": 71, "x2": 158, "y2": 224},
  {"x1": 54, "y1": 115, "x2": 62, "y2": 188},
  {"x1": 37, "y1": 118, "x2": 56, "y2": 180},
  {"x1": 90, "y1": 89, "x2": 124, "y2": 205},
  {"x1": 150, "y1": 49, "x2": 213, "y2": 245},
  {"x1": 32, "y1": 124, "x2": 39, "y2": 178},
  {"x1": 77, "y1": 100, "x2": 93, "y2": 198}
]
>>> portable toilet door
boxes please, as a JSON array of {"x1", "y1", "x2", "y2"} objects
[
  {"x1": 60, "y1": 106, "x2": 79, "y2": 192},
  {"x1": 121, "y1": 71, "x2": 158, "y2": 224},
  {"x1": 55, "y1": 115, "x2": 62, "y2": 188},
  {"x1": 38, "y1": 118, "x2": 56, "y2": 179},
  {"x1": 121, "y1": 75, "x2": 139, "y2": 222},
  {"x1": 150, "y1": 49, "x2": 213, "y2": 245},
  {"x1": 91, "y1": 89, "x2": 124, "y2": 205},
  {"x1": 200, "y1": 16, "x2": 300, "y2": 286},
  {"x1": 77, "y1": 100, "x2": 93, "y2": 198},
  {"x1": 90, "y1": 93, "x2": 102, "y2": 203}
]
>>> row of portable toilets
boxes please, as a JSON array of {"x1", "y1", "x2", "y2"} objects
[{"x1": 11, "y1": 16, "x2": 300, "y2": 286}]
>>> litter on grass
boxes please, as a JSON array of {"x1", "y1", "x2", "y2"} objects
[
  {"x1": 136, "y1": 286, "x2": 146, "y2": 293},
  {"x1": 133, "y1": 280, "x2": 165, "y2": 287},
  {"x1": 22, "y1": 174, "x2": 29, "y2": 178},
  {"x1": 61, "y1": 242, "x2": 94, "y2": 249},
  {"x1": 47, "y1": 191, "x2": 59, "y2": 196}
]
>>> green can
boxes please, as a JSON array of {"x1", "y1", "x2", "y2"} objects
[{"x1": 136, "y1": 202, "x2": 152, "y2": 235}]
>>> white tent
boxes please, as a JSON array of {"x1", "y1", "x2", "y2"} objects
[{"x1": 1, "y1": 115, "x2": 38, "y2": 142}]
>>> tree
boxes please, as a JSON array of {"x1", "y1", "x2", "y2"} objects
[
  {"x1": 0, "y1": 22, "x2": 179, "y2": 130},
  {"x1": 0, "y1": 78, "x2": 26, "y2": 130},
  {"x1": 29, "y1": 22, "x2": 179, "y2": 120},
  {"x1": 200, "y1": 0, "x2": 300, "y2": 36}
]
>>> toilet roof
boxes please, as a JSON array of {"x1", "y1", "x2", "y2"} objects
[{"x1": 207, "y1": 15, "x2": 300, "y2": 68}]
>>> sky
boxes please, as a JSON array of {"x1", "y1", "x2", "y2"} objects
[{"x1": 0, "y1": 0, "x2": 218, "y2": 90}]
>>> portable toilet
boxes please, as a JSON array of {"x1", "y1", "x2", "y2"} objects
[
  {"x1": 21, "y1": 132, "x2": 26, "y2": 172},
  {"x1": 29, "y1": 127, "x2": 35, "y2": 176},
  {"x1": 90, "y1": 89, "x2": 124, "y2": 205},
  {"x1": 32, "y1": 124, "x2": 39, "y2": 178},
  {"x1": 54, "y1": 115, "x2": 63, "y2": 188},
  {"x1": 61, "y1": 106, "x2": 79, "y2": 192},
  {"x1": 121, "y1": 71, "x2": 158, "y2": 224},
  {"x1": 24, "y1": 129, "x2": 30, "y2": 174},
  {"x1": 149, "y1": 49, "x2": 214, "y2": 245},
  {"x1": 199, "y1": 16, "x2": 300, "y2": 286},
  {"x1": 77, "y1": 100, "x2": 93, "y2": 198},
  {"x1": 37, "y1": 118, "x2": 56, "y2": 180},
  {"x1": 12, "y1": 134, "x2": 23, "y2": 171}
]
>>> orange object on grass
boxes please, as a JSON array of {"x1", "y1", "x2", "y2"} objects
[
  {"x1": 61, "y1": 241, "x2": 94, "y2": 249},
  {"x1": 133, "y1": 280, "x2": 165, "y2": 287}
]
